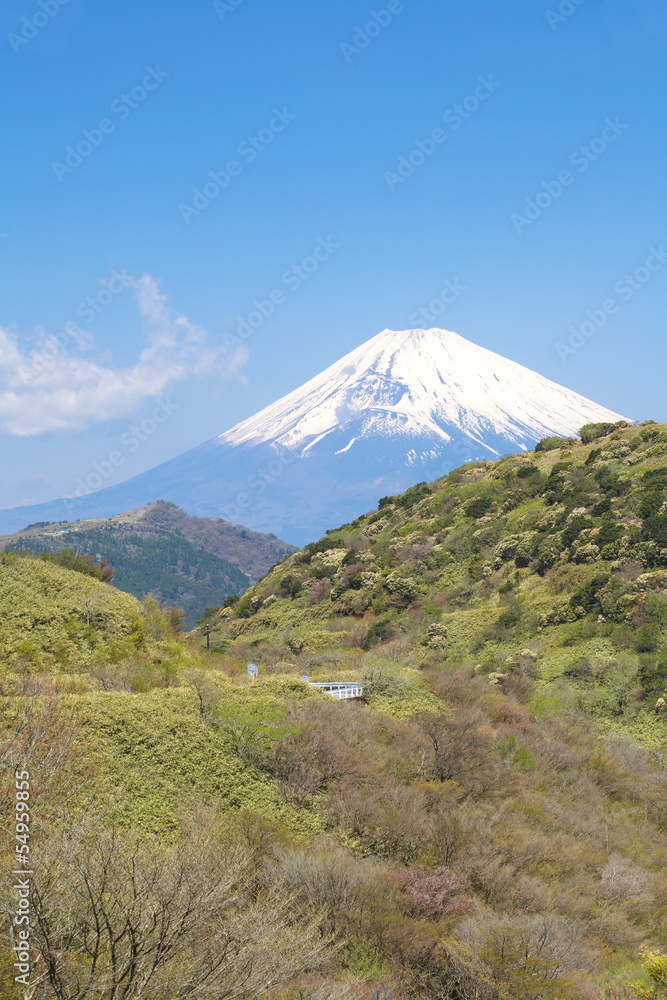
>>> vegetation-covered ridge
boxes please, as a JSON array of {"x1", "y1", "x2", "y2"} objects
[
  {"x1": 0, "y1": 501, "x2": 298, "y2": 628},
  {"x1": 216, "y1": 420, "x2": 667, "y2": 729},
  {"x1": 0, "y1": 550, "x2": 194, "y2": 684}
]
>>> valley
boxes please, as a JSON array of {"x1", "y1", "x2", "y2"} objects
[{"x1": 2, "y1": 420, "x2": 667, "y2": 998}]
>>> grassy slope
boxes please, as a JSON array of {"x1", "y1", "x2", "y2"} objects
[
  {"x1": 215, "y1": 421, "x2": 667, "y2": 742},
  {"x1": 0, "y1": 552, "x2": 142, "y2": 674},
  {"x1": 72, "y1": 680, "x2": 325, "y2": 837},
  {"x1": 5, "y1": 525, "x2": 251, "y2": 630}
]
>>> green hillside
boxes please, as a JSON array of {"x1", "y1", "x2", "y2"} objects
[
  {"x1": 214, "y1": 420, "x2": 667, "y2": 736},
  {"x1": 2, "y1": 511, "x2": 251, "y2": 631},
  {"x1": 127, "y1": 500, "x2": 298, "y2": 578},
  {"x1": 0, "y1": 551, "x2": 143, "y2": 676},
  {"x1": 0, "y1": 501, "x2": 297, "y2": 628},
  {"x1": 3, "y1": 422, "x2": 667, "y2": 999}
]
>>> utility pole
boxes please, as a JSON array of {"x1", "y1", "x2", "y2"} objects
[{"x1": 205, "y1": 624, "x2": 211, "y2": 652}]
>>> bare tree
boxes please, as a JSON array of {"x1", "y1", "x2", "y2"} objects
[
  {"x1": 27, "y1": 820, "x2": 330, "y2": 1000},
  {"x1": 184, "y1": 667, "x2": 221, "y2": 725},
  {"x1": 451, "y1": 914, "x2": 594, "y2": 1000},
  {"x1": 0, "y1": 688, "x2": 86, "y2": 825},
  {"x1": 412, "y1": 710, "x2": 497, "y2": 796}
]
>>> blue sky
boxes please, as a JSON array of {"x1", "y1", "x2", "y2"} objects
[{"x1": 0, "y1": 0, "x2": 665, "y2": 509}]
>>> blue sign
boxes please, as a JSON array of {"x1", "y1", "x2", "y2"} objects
[
  {"x1": 247, "y1": 663, "x2": 259, "y2": 677},
  {"x1": 301, "y1": 674, "x2": 309, "y2": 682}
]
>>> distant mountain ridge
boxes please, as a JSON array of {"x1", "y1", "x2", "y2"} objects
[
  {"x1": 0, "y1": 502, "x2": 296, "y2": 628},
  {"x1": 0, "y1": 328, "x2": 629, "y2": 545}
]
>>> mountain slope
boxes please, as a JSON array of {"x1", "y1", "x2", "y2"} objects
[
  {"x1": 0, "y1": 328, "x2": 628, "y2": 544},
  {"x1": 126, "y1": 501, "x2": 297, "y2": 579},
  {"x1": 219, "y1": 327, "x2": 626, "y2": 455},
  {"x1": 0, "y1": 551, "x2": 143, "y2": 673},
  {"x1": 4, "y1": 423, "x2": 667, "y2": 998},
  {"x1": 214, "y1": 419, "x2": 667, "y2": 727},
  {"x1": 0, "y1": 502, "x2": 293, "y2": 628}
]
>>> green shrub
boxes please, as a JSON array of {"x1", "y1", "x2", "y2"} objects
[
  {"x1": 516, "y1": 465, "x2": 539, "y2": 479},
  {"x1": 634, "y1": 623, "x2": 662, "y2": 653},
  {"x1": 595, "y1": 466, "x2": 626, "y2": 496},
  {"x1": 535, "y1": 436, "x2": 567, "y2": 452},
  {"x1": 592, "y1": 497, "x2": 613, "y2": 516},
  {"x1": 465, "y1": 496, "x2": 494, "y2": 519},
  {"x1": 569, "y1": 574, "x2": 611, "y2": 615},
  {"x1": 361, "y1": 616, "x2": 395, "y2": 650},
  {"x1": 639, "y1": 489, "x2": 665, "y2": 519},
  {"x1": 561, "y1": 516, "x2": 594, "y2": 548},
  {"x1": 580, "y1": 422, "x2": 622, "y2": 444}
]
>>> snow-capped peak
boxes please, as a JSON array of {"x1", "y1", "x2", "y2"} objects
[{"x1": 217, "y1": 327, "x2": 628, "y2": 457}]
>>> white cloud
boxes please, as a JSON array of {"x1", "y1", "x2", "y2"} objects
[{"x1": 0, "y1": 275, "x2": 248, "y2": 436}]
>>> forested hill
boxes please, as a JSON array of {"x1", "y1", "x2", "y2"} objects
[
  {"x1": 122, "y1": 500, "x2": 298, "y2": 579},
  {"x1": 1, "y1": 501, "x2": 295, "y2": 578},
  {"x1": 217, "y1": 419, "x2": 667, "y2": 721},
  {"x1": 0, "y1": 501, "x2": 298, "y2": 628}
]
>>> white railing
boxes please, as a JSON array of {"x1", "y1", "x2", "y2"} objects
[
  {"x1": 309, "y1": 683, "x2": 364, "y2": 700},
  {"x1": 329, "y1": 686, "x2": 363, "y2": 700}
]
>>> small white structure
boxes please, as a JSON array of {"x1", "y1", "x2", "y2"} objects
[{"x1": 309, "y1": 682, "x2": 364, "y2": 701}]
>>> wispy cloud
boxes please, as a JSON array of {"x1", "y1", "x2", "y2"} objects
[{"x1": 0, "y1": 275, "x2": 247, "y2": 436}]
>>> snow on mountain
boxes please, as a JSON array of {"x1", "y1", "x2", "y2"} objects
[
  {"x1": 0, "y1": 328, "x2": 629, "y2": 545},
  {"x1": 217, "y1": 328, "x2": 625, "y2": 460}
]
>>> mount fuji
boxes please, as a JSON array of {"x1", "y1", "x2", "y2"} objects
[{"x1": 0, "y1": 328, "x2": 629, "y2": 545}]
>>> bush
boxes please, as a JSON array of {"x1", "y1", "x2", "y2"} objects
[
  {"x1": 394, "y1": 482, "x2": 431, "y2": 510},
  {"x1": 580, "y1": 422, "x2": 620, "y2": 444},
  {"x1": 561, "y1": 517, "x2": 594, "y2": 549},
  {"x1": 385, "y1": 573, "x2": 421, "y2": 606},
  {"x1": 361, "y1": 616, "x2": 395, "y2": 650},
  {"x1": 465, "y1": 496, "x2": 494, "y2": 519},
  {"x1": 298, "y1": 537, "x2": 345, "y2": 564},
  {"x1": 535, "y1": 436, "x2": 567, "y2": 452},
  {"x1": 39, "y1": 549, "x2": 114, "y2": 583},
  {"x1": 569, "y1": 574, "x2": 611, "y2": 614},
  {"x1": 595, "y1": 466, "x2": 626, "y2": 496},
  {"x1": 634, "y1": 623, "x2": 661, "y2": 654},
  {"x1": 639, "y1": 489, "x2": 665, "y2": 519},
  {"x1": 279, "y1": 576, "x2": 303, "y2": 598},
  {"x1": 627, "y1": 947, "x2": 667, "y2": 999}
]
